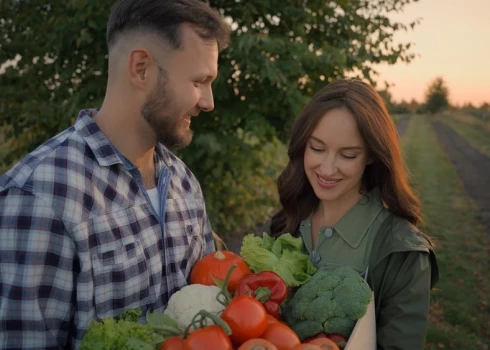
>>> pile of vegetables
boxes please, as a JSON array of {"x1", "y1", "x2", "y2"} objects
[{"x1": 81, "y1": 232, "x2": 372, "y2": 350}]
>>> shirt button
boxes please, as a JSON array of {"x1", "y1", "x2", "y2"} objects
[
  {"x1": 324, "y1": 228, "x2": 333, "y2": 237},
  {"x1": 310, "y1": 251, "x2": 321, "y2": 264}
]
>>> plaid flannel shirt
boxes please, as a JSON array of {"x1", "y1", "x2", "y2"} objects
[{"x1": 0, "y1": 109, "x2": 215, "y2": 349}]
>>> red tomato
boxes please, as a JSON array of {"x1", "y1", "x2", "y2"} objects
[
  {"x1": 266, "y1": 314, "x2": 280, "y2": 325},
  {"x1": 190, "y1": 250, "x2": 251, "y2": 292},
  {"x1": 293, "y1": 344, "x2": 321, "y2": 350},
  {"x1": 326, "y1": 333, "x2": 348, "y2": 345},
  {"x1": 221, "y1": 295, "x2": 268, "y2": 345},
  {"x1": 261, "y1": 322, "x2": 301, "y2": 350},
  {"x1": 160, "y1": 336, "x2": 184, "y2": 350},
  {"x1": 238, "y1": 338, "x2": 279, "y2": 350},
  {"x1": 307, "y1": 338, "x2": 340, "y2": 350},
  {"x1": 183, "y1": 325, "x2": 232, "y2": 350}
]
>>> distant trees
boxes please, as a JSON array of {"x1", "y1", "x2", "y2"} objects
[
  {"x1": 458, "y1": 102, "x2": 490, "y2": 121},
  {"x1": 378, "y1": 86, "x2": 421, "y2": 115},
  {"x1": 424, "y1": 76, "x2": 450, "y2": 114}
]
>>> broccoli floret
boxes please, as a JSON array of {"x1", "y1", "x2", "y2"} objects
[
  {"x1": 323, "y1": 316, "x2": 356, "y2": 337},
  {"x1": 332, "y1": 265, "x2": 362, "y2": 280},
  {"x1": 282, "y1": 266, "x2": 372, "y2": 341},
  {"x1": 333, "y1": 276, "x2": 372, "y2": 319},
  {"x1": 290, "y1": 320, "x2": 324, "y2": 340},
  {"x1": 289, "y1": 281, "x2": 321, "y2": 320},
  {"x1": 303, "y1": 291, "x2": 341, "y2": 323}
]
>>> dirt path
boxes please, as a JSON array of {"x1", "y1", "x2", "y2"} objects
[{"x1": 431, "y1": 121, "x2": 490, "y2": 233}]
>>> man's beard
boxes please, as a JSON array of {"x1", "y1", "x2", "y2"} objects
[{"x1": 141, "y1": 68, "x2": 194, "y2": 150}]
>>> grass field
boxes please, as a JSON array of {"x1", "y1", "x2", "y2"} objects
[{"x1": 401, "y1": 115, "x2": 490, "y2": 349}]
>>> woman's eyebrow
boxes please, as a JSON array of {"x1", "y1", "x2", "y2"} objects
[{"x1": 310, "y1": 136, "x2": 362, "y2": 150}]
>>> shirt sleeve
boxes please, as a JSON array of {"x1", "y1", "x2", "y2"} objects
[
  {"x1": 0, "y1": 187, "x2": 75, "y2": 349},
  {"x1": 373, "y1": 250, "x2": 433, "y2": 350}
]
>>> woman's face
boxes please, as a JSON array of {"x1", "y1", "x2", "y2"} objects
[{"x1": 303, "y1": 107, "x2": 371, "y2": 205}]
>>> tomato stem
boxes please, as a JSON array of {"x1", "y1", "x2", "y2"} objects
[
  {"x1": 183, "y1": 309, "x2": 232, "y2": 338},
  {"x1": 215, "y1": 264, "x2": 236, "y2": 307},
  {"x1": 213, "y1": 250, "x2": 226, "y2": 259}
]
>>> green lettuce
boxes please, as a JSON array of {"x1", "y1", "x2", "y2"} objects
[
  {"x1": 80, "y1": 309, "x2": 181, "y2": 350},
  {"x1": 240, "y1": 232, "x2": 317, "y2": 287}
]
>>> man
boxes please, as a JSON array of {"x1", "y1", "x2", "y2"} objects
[{"x1": 0, "y1": 0, "x2": 231, "y2": 348}]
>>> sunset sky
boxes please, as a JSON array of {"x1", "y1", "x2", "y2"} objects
[{"x1": 375, "y1": 0, "x2": 490, "y2": 106}]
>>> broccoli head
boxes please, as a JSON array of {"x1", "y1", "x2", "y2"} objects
[{"x1": 282, "y1": 266, "x2": 372, "y2": 340}]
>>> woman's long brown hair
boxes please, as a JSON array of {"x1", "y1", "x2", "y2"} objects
[{"x1": 270, "y1": 79, "x2": 422, "y2": 236}]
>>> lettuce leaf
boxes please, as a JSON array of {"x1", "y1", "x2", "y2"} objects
[{"x1": 240, "y1": 232, "x2": 317, "y2": 287}]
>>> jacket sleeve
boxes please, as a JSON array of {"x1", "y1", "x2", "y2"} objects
[{"x1": 373, "y1": 250, "x2": 433, "y2": 350}]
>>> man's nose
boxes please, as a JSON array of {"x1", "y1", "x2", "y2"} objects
[{"x1": 198, "y1": 87, "x2": 214, "y2": 112}]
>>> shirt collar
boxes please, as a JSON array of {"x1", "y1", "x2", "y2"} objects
[
  {"x1": 74, "y1": 109, "x2": 122, "y2": 167},
  {"x1": 300, "y1": 189, "x2": 384, "y2": 249},
  {"x1": 74, "y1": 109, "x2": 174, "y2": 169},
  {"x1": 333, "y1": 189, "x2": 384, "y2": 248}
]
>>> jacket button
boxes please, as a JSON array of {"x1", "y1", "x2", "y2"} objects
[{"x1": 324, "y1": 228, "x2": 333, "y2": 237}]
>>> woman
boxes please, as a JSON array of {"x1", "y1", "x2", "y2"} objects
[{"x1": 266, "y1": 79, "x2": 438, "y2": 349}]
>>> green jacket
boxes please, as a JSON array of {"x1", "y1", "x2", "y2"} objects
[{"x1": 265, "y1": 189, "x2": 438, "y2": 350}]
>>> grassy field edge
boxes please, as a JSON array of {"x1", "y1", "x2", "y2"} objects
[{"x1": 401, "y1": 115, "x2": 490, "y2": 349}]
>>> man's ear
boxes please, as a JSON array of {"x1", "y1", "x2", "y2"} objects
[{"x1": 128, "y1": 48, "x2": 153, "y2": 90}]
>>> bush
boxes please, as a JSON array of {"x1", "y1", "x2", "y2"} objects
[{"x1": 179, "y1": 131, "x2": 287, "y2": 237}]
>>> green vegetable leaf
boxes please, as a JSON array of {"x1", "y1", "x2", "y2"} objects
[
  {"x1": 123, "y1": 337, "x2": 155, "y2": 350},
  {"x1": 271, "y1": 233, "x2": 303, "y2": 257},
  {"x1": 118, "y1": 309, "x2": 142, "y2": 323},
  {"x1": 273, "y1": 250, "x2": 317, "y2": 286},
  {"x1": 240, "y1": 234, "x2": 279, "y2": 272},
  {"x1": 146, "y1": 312, "x2": 182, "y2": 337},
  {"x1": 240, "y1": 232, "x2": 316, "y2": 287},
  {"x1": 261, "y1": 232, "x2": 276, "y2": 251}
]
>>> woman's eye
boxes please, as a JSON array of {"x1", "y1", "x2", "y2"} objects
[
  {"x1": 309, "y1": 146, "x2": 324, "y2": 152},
  {"x1": 342, "y1": 154, "x2": 357, "y2": 159}
]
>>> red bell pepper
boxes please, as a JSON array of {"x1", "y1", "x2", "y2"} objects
[{"x1": 235, "y1": 270, "x2": 288, "y2": 319}]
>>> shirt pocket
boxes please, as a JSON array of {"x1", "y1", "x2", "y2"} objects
[
  {"x1": 164, "y1": 197, "x2": 204, "y2": 278},
  {"x1": 90, "y1": 209, "x2": 152, "y2": 320}
]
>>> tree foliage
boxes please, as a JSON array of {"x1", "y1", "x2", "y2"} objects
[
  {"x1": 0, "y1": 0, "x2": 421, "y2": 234},
  {"x1": 424, "y1": 76, "x2": 450, "y2": 114}
]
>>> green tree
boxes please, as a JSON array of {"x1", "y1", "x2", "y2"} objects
[
  {"x1": 424, "y1": 76, "x2": 450, "y2": 114},
  {"x1": 0, "y1": 0, "x2": 421, "y2": 233}
]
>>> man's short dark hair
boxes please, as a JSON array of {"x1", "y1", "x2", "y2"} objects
[{"x1": 106, "y1": 0, "x2": 231, "y2": 51}]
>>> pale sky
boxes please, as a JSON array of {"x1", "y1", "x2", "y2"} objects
[{"x1": 375, "y1": 0, "x2": 490, "y2": 106}]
